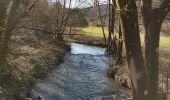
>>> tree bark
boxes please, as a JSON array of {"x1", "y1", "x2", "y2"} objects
[
  {"x1": 115, "y1": 0, "x2": 148, "y2": 100},
  {"x1": 0, "y1": 0, "x2": 9, "y2": 41},
  {"x1": 116, "y1": 22, "x2": 123, "y2": 64},
  {"x1": 146, "y1": 18, "x2": 161, "y2": 100},
  {"x1": 0, "y1": 0, "x2": 20, "y2": 68},
  {"x1": 141, "y1": 0, "x2": 170, "y2": 99},
  {"x1": 107, "y1": 1, "x2": 117, "y2": 55}
]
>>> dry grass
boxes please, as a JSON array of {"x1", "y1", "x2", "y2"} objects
[{"x1": 0, "y1": 29, "x2": 69, "y2": 99}]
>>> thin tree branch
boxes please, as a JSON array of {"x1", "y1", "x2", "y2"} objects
[{"x1": 28, "y1": 0, "x2": 39, "y2": 11}]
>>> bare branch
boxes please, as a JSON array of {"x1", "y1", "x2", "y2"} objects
[
  {"x1": 28, "y1": 0, "x2": 39, "y2": 11},
  {"x1": 154, "y1": 0, "x2": 170, "y2": 21}
]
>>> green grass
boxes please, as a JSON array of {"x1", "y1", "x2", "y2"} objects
[
  {"x1": 159, "y1": 36, "x2": 170, "y2": 48},
  {"x1": 78, "y1": 26, "x2": 108, "y2": 37},
  {"x1": 140, "y1": 35, "x2": 170, "y2": 49},
  {"x1": 78, "y1": 26, "x2": 170, "y2": 49}
]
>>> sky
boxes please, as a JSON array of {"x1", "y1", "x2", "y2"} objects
[{"x1": 49, "y1": 0, "x2": 107, "y2": 8}]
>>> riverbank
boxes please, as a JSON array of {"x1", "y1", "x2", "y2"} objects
[
  {"x1": 0, "y1": 30, "x2": 70, "y2": 99},
  {"x1": 67, "y1": 33, "x2": 170, "y2": 99},
  {"x1": 65, "y1": 35, "x2": 106, "y2": 47}
]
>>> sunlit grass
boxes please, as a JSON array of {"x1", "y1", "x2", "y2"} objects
[
  {"x1": 140, "y1": 35, "x2": 170, "y2": 49},
  {"x1": 159, "y1": 36, "x2": 170, "y2": 48},
  {"x1": 78, "y1": 26, "x2": 170, "y2": 49},
  {"x1": 78, "y1": 26, "x2": 109, "y2": 37}
]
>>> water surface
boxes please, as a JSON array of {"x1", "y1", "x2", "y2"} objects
[{"x1": 32, "y1": 43, "x2": 130, "y2": 100}]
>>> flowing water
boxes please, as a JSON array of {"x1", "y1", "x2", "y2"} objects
[{"x1": 32, "y1": 43, "x2": 131, "y2": 100}]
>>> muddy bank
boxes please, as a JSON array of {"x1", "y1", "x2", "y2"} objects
[{"x1": 65, "y1": 35, "x2": 106, "y2": 47}]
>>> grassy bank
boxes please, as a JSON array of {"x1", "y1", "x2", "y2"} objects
[
  {"x1": 77, "y1": 26, "x2": 170, "y2": 97},
  {"x1": 140, "y1": 35, "x2": 170, "y2": 50},
  {"x1": 75, "y1": 26, "x2": 170, "y2": 74},
  {"x1": 78, "y1": 26, "x2": 170, "y2": 50},
  {"x1": 0, "y1": 30, "x2": 69, "y2": 99},
  {"x1": 77, "y1": 26, "x2": 108, "y2": 37}
]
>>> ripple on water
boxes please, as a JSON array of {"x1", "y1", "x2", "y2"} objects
[{"x1": 32, "y1": 43, "x2": 130, "y2": 100}]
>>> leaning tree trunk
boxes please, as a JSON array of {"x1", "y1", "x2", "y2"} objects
[
  {"x1": 115, "y1": 0, "x2": 148, "y2": 100},
  {"x1": 0, "y1": 0, "x2": 20, "y2": 68},
  {"x1": 0, "y1": 0, "x2": 9, "y2": 25},
  {"x1": 0, "y1": 0, "x2": 9, "y2": 41}
]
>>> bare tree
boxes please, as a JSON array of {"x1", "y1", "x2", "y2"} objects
[
  {"x1": 114, "y1": 0, "x2": 170, "y2": 100},
  {"x1": 0, "y1": 0, "x2": 21, "y2": 68},
  {"x1": 0, "y1": 0, "x2": 9, "y2": 41},
  {"x1": 114, "y1": 0, "x2": 148, "y2": 100},
  {"x1": 92, "y1": 0, "x2": 170, "y2": 100},
  {"x1": 141, "y1": 0, "x2": 170, "y2": 99},
  {"x1": 30, "y1": 0, "x2": 73, "y2": 41},
  {"x1": 0, "y1": 0, "x2": 35, "y2": 68}
]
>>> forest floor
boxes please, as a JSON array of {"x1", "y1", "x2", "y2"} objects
[{"x1": 0, "y1": 30, "x2": 69, "y2": 99}]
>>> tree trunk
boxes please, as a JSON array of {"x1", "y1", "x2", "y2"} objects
[
  {"x1": 115, "y1": 0, "x2": 148, "y2": 100},
  {"x1": 141, "y1": 0, "x2": 170, "y2": 99},
  {"x1": 107, "y1": 2, "x2": 117, "y2": 55},
  {"x1": 0, "y1": 0, "x2": 9, "y2": 41},
  {"x1": 146, "y1": 19, "x2": 161, "y2": 100},
  {"x1": 116, "y1": 22, "x2": 123, "y2": 64},
  {"x1": 0, "y1": 0, "x2": 20, "y2": 68},
  {"x1": 143, "y1": 10, "x2": 166, "y2": 100},
  {"x1": 0, "y1": 0, "x2": 9, "y2": 26}
]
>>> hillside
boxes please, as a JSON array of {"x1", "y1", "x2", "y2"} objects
[
  {"x1": 80, "y1": 3, "x2": 170, "y2": 35},
  {"x1": 80, "y1": 4, "x2": 110, "y2": 26}
]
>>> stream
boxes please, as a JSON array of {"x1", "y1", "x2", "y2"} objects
[{"x1": 32, "y1": 43, "x2": 131, "y2": 100}]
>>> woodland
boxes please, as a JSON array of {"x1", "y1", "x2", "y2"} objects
[{"x1": 0, "y1": 0, "x2": 169, "y2": 100}]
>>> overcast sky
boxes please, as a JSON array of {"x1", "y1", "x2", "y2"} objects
[{"x1": 49, "y1": 0, "x2": 108, "y2": 8}]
